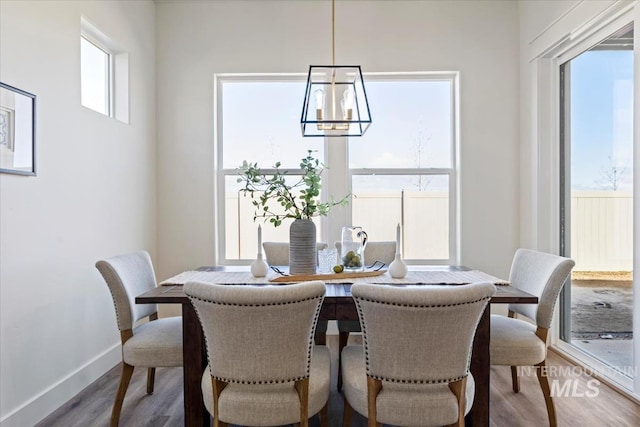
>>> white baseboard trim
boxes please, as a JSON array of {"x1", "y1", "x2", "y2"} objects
[{"x1": 0, "y1": 343, "x2": 121, "y2": 427}]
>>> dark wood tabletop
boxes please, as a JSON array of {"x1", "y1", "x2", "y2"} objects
[{"x1": 136, "y1": 266, "x2": 538, "y2": 427}]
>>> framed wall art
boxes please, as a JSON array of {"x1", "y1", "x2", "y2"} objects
[{"x1": 0, "y1": 82, "x2": 36, "y2": 176}]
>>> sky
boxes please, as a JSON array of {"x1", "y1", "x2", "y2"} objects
[
  {"x1": 568, "y1": 49, "x2": 633, "y2": 192},
  {"x1": 222, "y1": 78, "x2": 453, "y2": 193},
  {"x1": 221, "y1": 47, "x2": 634, "y2": 194}
]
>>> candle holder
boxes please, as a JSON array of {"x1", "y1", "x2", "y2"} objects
[
  {"x1": 388, "y1": 253, "x2": 408, "y2": 278},
  {"x1": 251, "y1": 253, "x2": 269, "y2": 278},
  {"x1": 389, "y1": 223, "x2": 407, "y2": 278}
]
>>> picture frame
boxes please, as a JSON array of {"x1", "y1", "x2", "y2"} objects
[{"x1": 0, "y1": 82, "x2": 36, "y2": 176}]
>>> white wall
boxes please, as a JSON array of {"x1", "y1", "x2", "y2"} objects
[
  {"x1": 0, "y1": 1, "x2": 156, "y2": 426},
  {"x1": 155, "y1": 0, "x2": 521, "y2": 282}
]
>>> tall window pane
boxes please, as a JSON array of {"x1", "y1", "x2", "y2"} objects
[
  {"x1": 349, "y1": 80, "x2": 452, "y2": 169},
  {"x1": 221, "y1": 81, "x2": 323, "y2": 169},
  {"x1": 80, "y1": 37, "x2": 110, "y2": 115},
  {"x1": 560, "y1": 24, "x2": 634, "y2": 376}
]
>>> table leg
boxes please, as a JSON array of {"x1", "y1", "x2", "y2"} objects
[
  {"x1": 468, "y1": 306, "x2": 490, "y2": 427},
  {"x1": 182, "y1": 303, "x2": 210, "y2": 427}
]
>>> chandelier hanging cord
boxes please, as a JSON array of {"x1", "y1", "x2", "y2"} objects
[
  {"x1": 332, "y1": 0, "x2": 335, "y2": 66},
  {"x1": 300, "y1": 0, "x2": 372, "y2": 137}
]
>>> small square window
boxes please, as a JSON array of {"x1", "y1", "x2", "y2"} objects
[{"x1": 80, "y1": 36, "x2": 111, "y2": 116}]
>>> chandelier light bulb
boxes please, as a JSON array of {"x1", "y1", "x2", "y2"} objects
[
  {"x1": 314, "y1": 89, "x2": 325, "y2": 121},
  {"x1": 341, "y1": 87, "x2": 354, "y2": 120}
]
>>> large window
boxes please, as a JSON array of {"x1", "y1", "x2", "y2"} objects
[
  {"x1": 559, "y1": 22, "x2": 634, "y2": 387},
  {"x1": 216, "y1": 73, "x2": 458, "y2": 265}
]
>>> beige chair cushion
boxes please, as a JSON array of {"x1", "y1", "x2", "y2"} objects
[
  {"x1": 262, "y1": 241, "x2": 328, "y2": 266},
  {"x1": 123, "y1": 317, "x2": 183, "y2": 367},
  {"x1": 342, "y1": 346, "x2": 475, "y2": 426},
  {"x1": 490, "y1": 314, "x2": 547, "y2": 366},
  {"x1": 201, "y1": 346, "x2": 330, "y2": 426}
]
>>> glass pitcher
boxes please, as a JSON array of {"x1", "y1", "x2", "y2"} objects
[{"x1": 340, "y1": 226, "x2": 368, "y2": 271}]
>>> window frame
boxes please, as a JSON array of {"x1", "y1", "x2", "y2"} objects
[
  {"x1": 348, "y1": 72, "x2": 459, "y2": 265},
  {"x1": 214, "y1": 72, "x2": 459, "y2": 266},
  {"x1": 80, "y1": 16, "x2": 129, "y2": 123}
]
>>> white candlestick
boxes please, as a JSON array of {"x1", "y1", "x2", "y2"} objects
[
  {"x1": 396, "y1": 223, "x2": 401, "y2": 256},
  {"x1": 258, "y1": 225, "x2": 262, "y2": 255}
]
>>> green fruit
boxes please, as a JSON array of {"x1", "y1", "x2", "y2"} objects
[{"x1": 333, "y1": 265, "x2": 344, "y2": 273}]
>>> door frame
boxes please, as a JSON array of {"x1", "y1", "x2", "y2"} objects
[{"x1": 532, "y1": 6, "x2": 637, "y2": 395}]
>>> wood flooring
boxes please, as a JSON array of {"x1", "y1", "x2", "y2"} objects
[{"x1": 37, "y1": 336, "x2": 640, "y2": 427}]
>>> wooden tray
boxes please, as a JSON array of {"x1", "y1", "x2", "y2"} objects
[{"x1": 269, "y1": 269, "x2": 386, "y2": 283}]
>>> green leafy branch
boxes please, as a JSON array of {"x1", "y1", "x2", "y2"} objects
[{"x1": 237, "y1": 150, "x2": 349, "y2": 227}]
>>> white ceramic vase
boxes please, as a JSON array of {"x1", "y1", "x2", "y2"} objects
[
  {"x1": 250, "y1": 253, "x2": 269, "y2": 277},
  {"x1": 388, "y1": 253, "x2": 408, "y2": 278}
]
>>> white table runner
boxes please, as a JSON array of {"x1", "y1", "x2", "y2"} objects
[{"x1": 160, "y1": 269, "x2": 508, "y2": 286}]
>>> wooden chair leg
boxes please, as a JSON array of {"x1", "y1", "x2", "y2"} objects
[
  {"x1": 110, "y1": 363, "x2": 134, "y2": 427},
  {"x1": 212, "y1": 377, "x2": 228, "y2": 427},
  {"x1": 511, "y1": 366, "x2": 520, "y2": 393},
  {"x1": 338, "y1": 331, "x2": 350, "y2": 391},
  {"x1": 319, "y1": 402, "x2": 328, "y2": 427},
  {"x1": 315, "y1": 330, "x2": 327, "y2": 345},
  {"x1": 445, "y1": 378, "x2": 467, "y2": 427},
  {"x1": 146, "y1": 367, "x2": 156, "y2": 394},
  {"x1": 295, "y1": 378, "x2": 310, "y2": 427},
  {"x1": 366, "y1": 376, "x2": 383, "y2": 427},
  {"x1": 536, "y1": 360, "x2": 557, "y2": 427},
  {"x1": 343, "y1": 396, "x2": 353, "y2": 427}
]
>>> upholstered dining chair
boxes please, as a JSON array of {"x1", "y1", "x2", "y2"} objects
[
  {"x1": 95, "y1": 250, "x2": 183, "y2": 427},
  {"x1": 185, "y1": 280, "x2": 330, "y2": 427},
  {"x1": 490, "y1": 249, "x2": 575, "y2": 427},
  {"x1": 262, "y1": 241, "x2": 329, "y2": 266},
  {"x1": 342, "y1": 282, "x2": 496, "y2": 426},
  {"x1": 334, "y1": 241, "x2": 396, "y2": 390},
  {"x1": 263, "y1": 241, "x2": 329, "y2": 345}
]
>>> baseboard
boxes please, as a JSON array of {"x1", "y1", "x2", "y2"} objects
[{"x1": 0, "y1": 343, "x2": 121, "y2": 427}]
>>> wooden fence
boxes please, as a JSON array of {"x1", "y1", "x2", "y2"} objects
[{"x1": 226, "y1": 190, "x2": 633, "y2": 272}]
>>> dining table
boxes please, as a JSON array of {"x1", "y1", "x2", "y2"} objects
[{"x1": 136, "y1": 265, "x2": 538, "y2": 427}]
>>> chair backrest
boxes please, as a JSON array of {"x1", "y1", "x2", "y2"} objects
[
  {"x1": 185, "y1": 280, "x2": 326, "y2": 384},
  {"x1": 262, "y1": 242, "x2": 328, "y2": 266},
  {"x1": 335, "y1": 241, "x2": 397, "y2": 266},
  {"x1": 507, "y1": 249, "x2": 575, "y2": 329},
  {"x1": 352, "y1": 282, "x2": 495, "y2": 384},
  {"x1": 95, "y1": 250, "x2": 158, "y2": 331}
]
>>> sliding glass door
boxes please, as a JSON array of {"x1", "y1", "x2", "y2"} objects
[{"x1": 560, "y1": 24, "x2": 634, "y2": 381}]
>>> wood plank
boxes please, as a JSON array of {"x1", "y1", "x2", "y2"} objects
[{"x1": 269, "y1": 270, "x2": 386, "y2": 283}]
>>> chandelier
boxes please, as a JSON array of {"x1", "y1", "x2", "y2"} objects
[{"x1": 300, "y1": 0, "x2": 372, "y2": 137}]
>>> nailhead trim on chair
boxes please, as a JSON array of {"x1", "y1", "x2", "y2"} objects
[
  {"x1": 99, "y1": 262, "x2": 127, "y2": 332},
  {"x1": 354, "y1": 295, "x2": 491, "y2": 384},
  {"x1": 189, "y1": 294, "x2": 325, "y2": 385},
  {"x1": 188, "y1": 295, "x2": 323, "y2": 307},
  {"x1": 354, "y1": 296, "x2": 492, "y2": 308}
]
